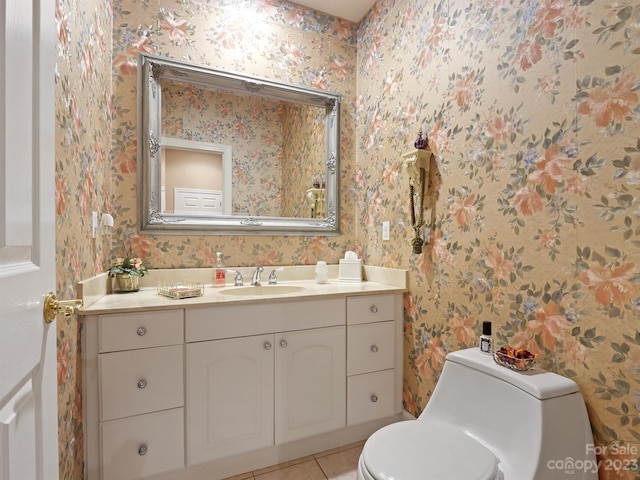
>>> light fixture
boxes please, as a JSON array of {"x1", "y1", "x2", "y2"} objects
[
  {"x1": 101, "y1": 213, "x2": 114, "y2": 235},
  {"x1": 402, "y1": 147, "x2": 432, "y2": 254}
]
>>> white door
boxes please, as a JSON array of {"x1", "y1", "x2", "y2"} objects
[
  {"x1": 0, "y1": 0, "x2": 58, "y2": 479},
  {"x1": 275, "y1": 326, "x2": 346, "y2": 444}
]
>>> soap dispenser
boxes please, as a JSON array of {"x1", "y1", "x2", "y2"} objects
[{"x1": 213, "y1": 252, "x2": 226, "y2": 287}]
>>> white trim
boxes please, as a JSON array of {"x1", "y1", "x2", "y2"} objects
[{"x1": 161, "y1": 137, "x2": 232, "y2": 215}]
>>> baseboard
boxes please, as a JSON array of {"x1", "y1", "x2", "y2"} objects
[{"x1": 146, "y1": 412, "x2": 411, "y2": 480}]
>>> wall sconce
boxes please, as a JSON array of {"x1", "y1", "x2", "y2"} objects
[
  {"x1": 402, "y1": 148, "x2": 432, "y2": 254},
  {"x1": 101, "y1": 213, "x2": 114, "y2": 235}
]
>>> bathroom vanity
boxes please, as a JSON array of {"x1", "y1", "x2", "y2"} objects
[{"x1": 78, "y1": 266, "x2": 407, "y2": 480}]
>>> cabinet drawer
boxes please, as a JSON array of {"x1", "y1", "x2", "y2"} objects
[
  {"x1": 101, "y1": 408, "x2": 184, "y2": 480},
  {"x1": 186, "y1": 297, "x2": 345, "y2": 342},
  {"x1": 99, "y1": 345, "x2": 184, "y2": 421},
  {"x1": 347, "y1": 321, "x2": 395, "y2": 375},
  {"x1": 99, "y1": 309, "x2": 184, "y2": 353},
  {"x1": 347, "y1": 294, "x2": 395, "y2": 325},
  {"x1": 347, "y1": 370, "x2": 395, "y2": 426}
]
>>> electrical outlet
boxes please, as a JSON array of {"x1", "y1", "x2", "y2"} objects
[{"x1": 382, "y1": 221, "x2": 390, "y2": 241}]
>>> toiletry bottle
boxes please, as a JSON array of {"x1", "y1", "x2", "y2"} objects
[
  {"x1": 479, "y1": 321, "x2": 493, "y2": 354},
  {"x1": 214, "y1": 252, "x2": 226, "y2": 287},
  {"x1": 315, "y1": 260, "x2": 328, "y2": 284}
]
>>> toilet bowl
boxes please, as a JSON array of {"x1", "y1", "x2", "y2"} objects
[{"x1": 358, "y1": 348, "x2": 597, "y2": 480}]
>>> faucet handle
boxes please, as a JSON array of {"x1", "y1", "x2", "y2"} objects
[
  {"x1": 268, "y1": 267, "x2": 284, "y2": 285},
  {"x1": 229, "y1": 270, "x2": 244, "y2": 286}
]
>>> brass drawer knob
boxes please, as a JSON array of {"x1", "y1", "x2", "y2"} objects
[
  {"x1": 137, "y1": 326, "x2": 147, "y2": 336},
  {"x1": 137, "y1": 379, "x2": 147, "y2": 389}
]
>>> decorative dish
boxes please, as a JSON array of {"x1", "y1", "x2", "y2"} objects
[
  {"x1": 493, "y1": 346, "x2": 539, "y2": 372},
  {"x1": 157, "y1": 281, "x2": 204, "y2": 300}
]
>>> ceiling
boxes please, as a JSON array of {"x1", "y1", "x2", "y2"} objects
[{"x1": 291, "y1": 0, "x2": 377, "y2": 23}]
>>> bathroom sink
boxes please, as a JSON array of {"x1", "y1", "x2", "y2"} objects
[{"x1": 218, "y1": 285, "x2": 307, "y2": 296}]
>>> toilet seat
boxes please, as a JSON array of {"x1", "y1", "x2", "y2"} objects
[{"x1": 361, "y1": 421, "x2": 499, "y2": 480}]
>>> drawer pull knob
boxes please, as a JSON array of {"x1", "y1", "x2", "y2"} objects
[
  {"x1": 280, "y1": 339, "x2": 288, "y2": 348},
  {"x1": 370, "y1": 395, "x2": 378, "y2": 403},
  {"x1": 138, "y1": 445, "x2": 148, "y2": 456},
  {"x1": 370, "y1": 345, "x2": 379, "y2": 353},
  {"x1": 137, "y1": 379, "x2": 147, "y2": 389},
  {"x1": 264, "y1": 341, "x2": 272, "y2": 350},
  {"x1": 370, "y1": 306, "x2": 378, "y2": 313},
  {"x1": 137, "y1": 326, "x2": 147, "y2": 336}
]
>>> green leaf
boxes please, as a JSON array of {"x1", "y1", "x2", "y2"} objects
[
  {"x1": 612, "y1": 353, "x2": 625, "y2": 363},
  {"x1": 614, "y1": 379, "x2": 630, "y2": 394}
]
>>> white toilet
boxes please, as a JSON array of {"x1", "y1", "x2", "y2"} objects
[{"x1": 357, "y1": 348, "x2": 597, "y2": 480}]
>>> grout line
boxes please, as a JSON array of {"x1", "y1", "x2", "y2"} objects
[{"x1": 314, "y1": 456, "x2": 330, "y2": 479}]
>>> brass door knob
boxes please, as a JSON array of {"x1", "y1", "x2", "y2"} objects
[{"x1": 43, "y1": 292, "x2": 83, "y2": 323}]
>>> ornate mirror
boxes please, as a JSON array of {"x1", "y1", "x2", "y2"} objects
[{"x1": 138, "y1": 53, "x2": 341, "y2": 235}]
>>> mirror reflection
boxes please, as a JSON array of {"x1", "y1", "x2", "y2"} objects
[{"x1": 138, "y1": 53, "x2": 340, "y2": 235}]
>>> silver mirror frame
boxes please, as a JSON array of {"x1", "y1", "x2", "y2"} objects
[{"x1": 137, "y1": 53, "x2": 341, "y2": 236}]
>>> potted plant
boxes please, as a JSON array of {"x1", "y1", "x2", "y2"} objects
[{"x1": 107, "y1": 255, "x2": 148, "y2": 292}]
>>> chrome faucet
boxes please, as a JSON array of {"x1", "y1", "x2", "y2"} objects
[
  {"x1": 232, "y1": 270, "x2": 244, "y2": 286},
  {"x1": 251, "y1": 266, "x2": 264, "y2": 286},
  {"x1": 268, "y1": 267, "x2": 284, "y2": 284}
]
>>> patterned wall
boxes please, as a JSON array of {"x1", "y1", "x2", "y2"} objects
[
  {"x1": 54, "y1": 0, "x2": 640, "y2": 478},
  {"x1": 162, "y1": 81, "x2": 286, "y2": 217},
  {"x1": 110, "y1": 0, "x2": 358, "y2": 270},
  {"x1": 55, "y1": 0, "x2": 112, "y2": 477},
  {"x1": 356, "y1": 0, "x2": 640, "y2": 477},
  {"x1": 55, "y1": 0, "x2": 357, "y2": 478}
]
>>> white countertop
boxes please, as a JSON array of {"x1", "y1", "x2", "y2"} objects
[{"x1": 77, "y1": 265, "x2": 407, "y2": 315}]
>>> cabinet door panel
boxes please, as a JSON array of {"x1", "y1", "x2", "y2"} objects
[
  {"x1": 187, "y1": 335, "x2": 274, "y2": 465},
  {"x1": 275, "y1": 326, "x2": 346, "y2": 444}
]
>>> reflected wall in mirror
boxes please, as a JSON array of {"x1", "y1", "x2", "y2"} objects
[{"x1": 138, "y1": 53, "x2": 341, "y2": 235}]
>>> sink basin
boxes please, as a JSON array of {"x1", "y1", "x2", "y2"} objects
[{"x1": 218, "y1": 285, "x2": 307, "y2": 297}]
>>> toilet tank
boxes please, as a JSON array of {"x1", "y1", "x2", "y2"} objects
[{"x1": 419, "y1": 348, "x2": 597, "y2": 480}]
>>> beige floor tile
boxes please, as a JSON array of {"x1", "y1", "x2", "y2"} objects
[
  {"x1": 252, "y1": 455, "x2": 315, "y2": 476},
  {"x1": 222, "y1": 473, "x2": 254, "y2": 480},
  {"x1": 314, "y1": 440, "x2": 365, "y2": 459},
  {"x1": 315, "y1": 444, "x2": 363, "y2": 480},
  {"x1": 254, "y1": 459, "x2": 327, "y2": 480}
]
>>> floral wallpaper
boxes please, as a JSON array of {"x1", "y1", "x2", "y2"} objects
[
  {"x1": 282, "y1": 103, "x2": 327, "y2": 217},
  {"x1": 162, "y1": 81, "x2": 285, "y2": 217},
  {"x1": 55, "y1": 0, "x2": 112, "y2": 477},
  {"x1": 356, "y1": 0, "x2": 640, "y2": 477},
  {"x1": 55, "y1": 0, "x2": 357, "y2": 478},
  {"x1": 110, "y1": 0, "x2": 358, "y2": 268},
  {"x1": 54, "y1": 0, "x2": 640, "y2": 478}
]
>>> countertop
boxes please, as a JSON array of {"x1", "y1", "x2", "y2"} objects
[{"x1": 77, "y1": 265, "x2": 407, "y2": 315}]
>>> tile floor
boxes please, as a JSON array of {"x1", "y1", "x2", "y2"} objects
[{"x1": 222, "y1": 440, "x2": 363, "y2": 480}]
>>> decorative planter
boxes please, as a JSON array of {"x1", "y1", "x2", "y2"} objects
[{"x1": 114, "y1": 274, "x2": 140, "y2": 293}]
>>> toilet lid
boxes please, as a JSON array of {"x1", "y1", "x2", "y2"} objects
[{"x1": 362, "y1": 421, "x2": 499, "y2": 480}]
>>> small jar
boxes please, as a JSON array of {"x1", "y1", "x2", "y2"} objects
[{"x1": 315, "y1": 261, "x2": 328, "y2": 284}]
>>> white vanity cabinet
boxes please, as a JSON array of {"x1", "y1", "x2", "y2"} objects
[
  {"x1": 346, "y1": 294, "x2": 401, "y2": 426},
  {"x1": 83, "y1": 309, "x2": 185, "y2": 480},
  {"x1": 81, "y1": 285, "x2": 404, "y2": 480},
  {"x1": 185, "y1": 298, "x2": 346, "y2": 466}
]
